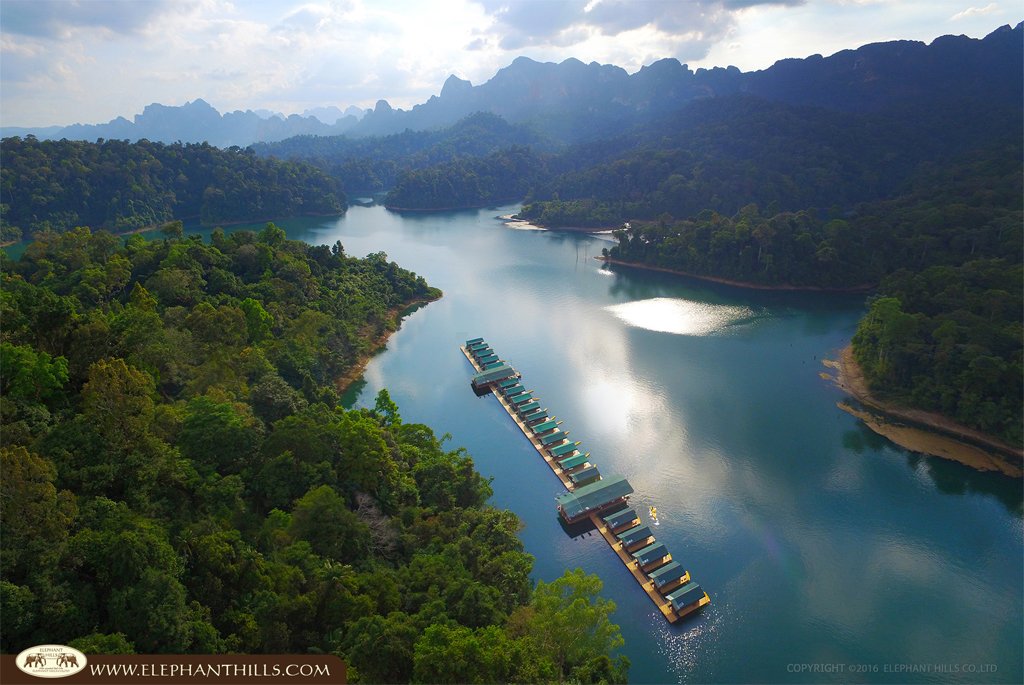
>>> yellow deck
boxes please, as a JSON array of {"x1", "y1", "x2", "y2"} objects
[{"x1": 461, "y1": 345, "x2": 710, "y2": 623}]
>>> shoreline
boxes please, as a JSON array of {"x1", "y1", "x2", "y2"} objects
[
  {"x1": 598, "y1": 257, "x2": 876, "y2": 293},
  {"x1": 503, "y1": 214, "x2": 617, "y2": 234},
  {"x1": 824, "y1": 345, "x2": 1023, "y2": 478},
  {"x1": 334, "y1": 295, "x2": 440, "y2": 395},
  {"x1": 2, "y1": 211, "x2": 348, "y2": 248},
  {"x1": 384, "y1": 199, "x2": 522, "y2": 213}
]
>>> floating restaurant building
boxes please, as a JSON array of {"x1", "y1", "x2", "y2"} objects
[{"x1": 554, "y1": 474, "x2": 632, "y2": 522}]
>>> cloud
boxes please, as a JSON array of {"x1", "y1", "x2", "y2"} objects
[
  {"x1": 950, "y1": 3, "x2": 999, "y2": 21},
  {"x1": 471, "y1": 0, "x2": 804, "y2": 61},
  {"x1": 0, "y1": 0, "x2": 185, "y2": 39}
]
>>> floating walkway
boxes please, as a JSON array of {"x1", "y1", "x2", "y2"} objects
[{"x1": 461, "y1": 338, "x2": 710, "y2": 623}]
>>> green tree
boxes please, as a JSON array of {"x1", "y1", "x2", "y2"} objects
[
  {"x1": 0, "y1": 446, "x2": 76, "y2": 580},
  {"x1": 80, "y1": 358, "x2": 155, "y2": 450},
  {"x1": 289, "y1": 485, "x2": 370, "y2": 563},
  {"x1": 341, "y1": 612, "x2": 419, "y2": 684},
  {"x1": 508, "y1": 568, "x2": 629, "y2": 683},
  {"x1": 0, "y1": 342, "x2": 69, "y2": 403},
  {"x1": 240, "y1": 297, "x2": 274, "y2": 343},
  {"x1": 69, "y1": 633, "x2": 136, "y2": 654}
]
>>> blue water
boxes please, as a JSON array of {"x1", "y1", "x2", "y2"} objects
[{"x1": 29, "y1": 206, "x2": 1023, "y2": 682}]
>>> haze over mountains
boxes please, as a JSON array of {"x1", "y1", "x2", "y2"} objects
[{"x1": 3, "y1": 22, "x2": 1019, "y2": 148}]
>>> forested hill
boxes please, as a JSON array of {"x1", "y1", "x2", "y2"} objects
[
  {"x1": 0, "y1": 137, "x2": 347, "y2": 243},
  {"x1": 252, "y1": 111, "x2": 551, "y2": 193},
  {"x1": 0, "y1": 226, "x2": 630, "y2": 682},
  {"x1": 606, "y1": 141, "x2": 1023, "y2": 447}
]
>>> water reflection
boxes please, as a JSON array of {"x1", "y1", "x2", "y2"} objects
[{"x1": 605, "y1": 297, "x2": 756, "y2": 336}]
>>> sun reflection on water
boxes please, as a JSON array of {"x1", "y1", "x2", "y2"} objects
[{"x1": 604, "y1": 297, "x2": 756, "y2": 336}]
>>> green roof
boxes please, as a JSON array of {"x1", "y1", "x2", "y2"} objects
[
  {"x1": 666, "y1": 582, "x2": 704, "y2": 610},
  {"x1": 468, "y1": 341, "x2": 489, "y2": 350},
  {"x1": 531, "y1": 419, "x2": 559, "y2": 434},
  {"x1": 498, "y1": 378, "x2": 519, "y2": 388},
  {"x1": 555, "y1": 475, "x2": 633, "y2": 520},
  {"x1": 539, "y1": 430, "x2": 568, "y2": 445},
  {"x1": 549, "y1": 441, "x2": 581, "y2": 457},
  {"x1": 523, "y1": 410, "x2": 549, "y2": 424},
  {"x1": 558, "y1": 453, "x2": 589, "y2": 470},
  {"x1": 616, "y1": 525, "x2": 653, "y2": 547},
  {"x1": 602, "y1": 508, "x2": 638, "y2": 529},
  {"x1": 631, "y1": 542, "x2": 668, "y2": 566},
  {"x1": 648, "y1": 561, "x2": 684, "y2": 589},
  {"x1": 477, "y1": 354, "x2": 499, "y2": 364},
  {"x1": 504, "y1": 385, "x2": 526, "y2": 397},
  {"x1": 466, "y1": 337, "x2": 484, "y2": 345},
  {"x1": 511, "y1": 392, "x2": 535, "y2": 405},
  {"x1": 515, "y1": 400, "x2": 540, "y2": 414},
  {"x1": 569, "y1": 465, "x2": 600, "y2": 485},
  {"x1": 483, "y1": 361, "x2": 503, "y2": 370},
  {"x1": 471, "y1": 364, "x2": 516, "y2": 386}
]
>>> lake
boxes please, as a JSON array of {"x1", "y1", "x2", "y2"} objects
[{"x1": 30, "y1": 205, "x2": 1024, "y2": 682}]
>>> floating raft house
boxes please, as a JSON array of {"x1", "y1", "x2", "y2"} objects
[
  {"x1": 603, "y1": 508, "x2": 640, "y2": 532},
  {"x1": 554, "y1": 475, "x2": 633, "y2": 523},
  {"x1": 558, "y1": 452, "x2": 590, "y2": 471},
  {"x1": 461, "y1": 337, "x2": 710, "y2": 622}
]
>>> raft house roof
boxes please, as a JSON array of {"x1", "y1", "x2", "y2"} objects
[
  {"x1": 465, "y1": 337, "x2": 484, "y2": 345},
  {"x1": 511, "y1": 392, "x2": 535, "y2": 405},
  {"x1": 549, "y1": 441, "x2": 581, "y2": 457},
  {"x1": 531, "y1": 419, "x2": 560, "y2": 434},
  {"x1": 569, "y1": 465, "x2": 601, "y2": 486},
  {"x1": 557, "y1": 452, "x2": 590, "y2": 470},
  {"x1": 647, "y1": 560, "x2": 685, "y2": 589},
  {"x1": 498, "y1": 378, "x2": 519, "y2": 389},
  {"x1": 524, "y1": 410, "x2": 549, "y2": 424},
  {"x1": 602, "y1": 508, "x2": 638, "y2": 530},
  {"x1": 666, "y1": 582, "x2": 705, "y2": 611},
  {"x1": 632, "y1": 542, "x2": 669, "y2": 566},
  {"x1": 616, "y1": 525, "x2": 653, "y2": 547},
  {"x1": 515, "y1": 400, "x2": 541, "y2": 414},
  {"x1": 539, "y1": 430, "x2": 568, "y2": 445},
  {"x1": 503, "y1": 385, "x2": 526, "y2": 397},
  {"x1": 555, "y1": 475, "x2": 634, "y2": 522}
]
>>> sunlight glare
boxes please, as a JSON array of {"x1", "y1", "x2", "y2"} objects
[{"x1": 604, "y1": 297, "x2": 754, "y2": 336}]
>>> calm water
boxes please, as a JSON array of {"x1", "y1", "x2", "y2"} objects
[{"x1": 25, "y1": 206, "x2": 1024, "y2": 682}]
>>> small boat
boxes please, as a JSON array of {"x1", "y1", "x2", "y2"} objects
[{"x1": 650, "y1": 506, "x2": 660, "y2": 526}]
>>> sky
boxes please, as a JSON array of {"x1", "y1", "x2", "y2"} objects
[{"x1": 0, "y1": 0, "x2": 1017, "y2": 127}]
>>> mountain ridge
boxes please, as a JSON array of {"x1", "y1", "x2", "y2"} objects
[{"x1": 3, "y1": 22, "x2": 1019, "y2": 146}]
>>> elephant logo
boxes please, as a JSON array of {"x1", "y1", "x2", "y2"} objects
[
  {"x1": 23, "y1": 654, "x2": 46, "y2": 668},
  {"x1": 15, "y1": 645, "x2": 87, "y2": 678}
]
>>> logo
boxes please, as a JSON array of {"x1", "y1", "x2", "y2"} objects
[{"x1": 15, "y1": 645, "x2": 87, "y2": 679}]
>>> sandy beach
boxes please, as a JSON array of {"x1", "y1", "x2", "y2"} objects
[
  {"x1": 824, "y1": 345, "x2": 1023, "y2": 477},
  {"x1": 500, "y1": 214, "x2": 616, "y2": 234}
]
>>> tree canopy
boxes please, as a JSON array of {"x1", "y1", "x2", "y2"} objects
[
  {"x1": 0, "y1": 225, "x2": 628, "y2": 682},
  {"x1": 0, "y1": 137, "x2": 347, "y2": 242}
]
